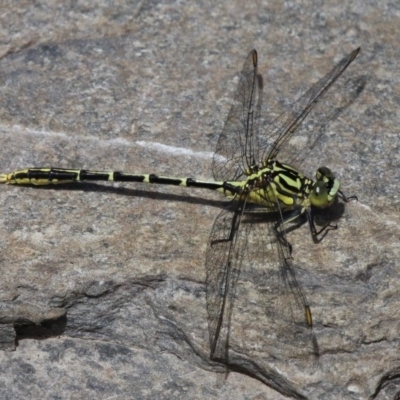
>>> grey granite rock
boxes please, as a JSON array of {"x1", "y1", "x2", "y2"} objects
[{"x1": 0, "y1": 1, "x2": 398, "y2": 399}]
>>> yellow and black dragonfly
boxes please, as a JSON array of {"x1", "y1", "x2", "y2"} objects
[{"x1": 0, "y1": 47, "x2": 360, "y2": 361}]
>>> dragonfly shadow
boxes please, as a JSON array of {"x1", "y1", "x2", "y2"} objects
[
  {"x1": 32, "y1": 182, "x2": 230, "y2": 209},
  {"x1": 241, "y1": 199, "x2": 347, "y2": 243}
]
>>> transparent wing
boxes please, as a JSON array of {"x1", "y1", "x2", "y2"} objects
[
  {"x1": 205, "y1": 201, "x2": 248, "y2": 360},
  {"x1": 240, "y1": 202, "x2": 317, "y2": 356},
  {"x1": 206, "y1": 49, "x2": 358, "y2": 360},
  {"x1": 206, "y1": 194, "x2": 317, "y2": 360},
  {"x1": 259, "y1": 48, "x2": 360, "y2": 162},
  {"x1": 212, "y1": 50, "x2": 263, "y2": 182}
]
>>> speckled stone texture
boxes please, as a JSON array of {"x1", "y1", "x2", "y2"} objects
[{"x1": 0, "y1": 1, "x2": 398, "y2": 399}]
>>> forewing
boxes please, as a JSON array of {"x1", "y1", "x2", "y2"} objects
[
  {"x1": 242, "y1": 203, "x2": 317, "y2": 356},
  {"x1": 259, "y1": 48, "x2": 360, "y2": 162}
]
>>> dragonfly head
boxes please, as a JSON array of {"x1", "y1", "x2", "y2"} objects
[{"x1": 309, "y1": 167, "x2": 340, "y2": 208}]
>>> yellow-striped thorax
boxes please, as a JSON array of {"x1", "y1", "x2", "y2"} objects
[{"x1": 223, "y1": 160, "x2": 340, "y2": 212}]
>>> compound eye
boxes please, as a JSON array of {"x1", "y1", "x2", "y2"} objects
[
  {"x1": 315, "y1": 166, "x2": 340, "y2": 200},
  {"x1": 310, "y1": 181, "x2": 330, "y2": 207},
  {"x1": 316, "y1": 166, "x2": 334, "y2": 181}
]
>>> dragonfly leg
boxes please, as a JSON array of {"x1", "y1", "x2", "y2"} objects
[{"x1": 338, "y1": 190, "x2": 358, "y2": 203}]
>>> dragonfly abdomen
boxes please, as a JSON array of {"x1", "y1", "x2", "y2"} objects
[{"x1": 0, "y1": 167, "x2": 244, "y2": 199}]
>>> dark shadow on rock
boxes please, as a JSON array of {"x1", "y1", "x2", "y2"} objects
[
  {"x1": 31, "y1": 182, "x2": 229, "y2": 209},
  {"x1": 14, "y1": 313, "x2": 67, "y2": 345}
]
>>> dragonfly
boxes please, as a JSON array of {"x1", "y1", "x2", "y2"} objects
[{"x1": 0, "y1": 47, "x2": 360, "y2": 361}]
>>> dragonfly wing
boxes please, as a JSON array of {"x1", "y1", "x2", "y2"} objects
[
  {"x1": 241, "y1": 192, "x2": 317, "y2": 356},
  {"x1": 205, "y1": 201, "x2": 248, "y2": 361},
  {"x1": 259, "y1": 48, "x2": 360, "y2": 162},
  {"x1": 212, "y1": 50, "x2": 263, "y2": 182}
]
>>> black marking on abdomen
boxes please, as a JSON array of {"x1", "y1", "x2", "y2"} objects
[
  {"x1": 148, "y1": 174, "x2": 182, "y2": 185},
  {"x1": 112, "y1": 172, "x2": 145, "y2": 182},
  {"x1": 28, "y1": 168, "x2": 79, "y2": 182},
  {"x1": 80, "y1": 170, "x2": 111, "y2": 181},
  {"x1": 186, "y1": 178, "x2": 224, "y2": 190},
  {"x1": 13, "y1": 171, "x2": 29, "y2": 181}
]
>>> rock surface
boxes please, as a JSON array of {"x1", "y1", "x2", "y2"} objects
[{"x1": 0, "y1": 1, "x2": 399, "y2": 399}]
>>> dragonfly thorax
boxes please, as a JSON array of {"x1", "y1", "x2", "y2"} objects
[
  {"x1": 240, "y1": 161, "x2": 341, "y2": 211},
  {"x1": 240, "y1": 160, "x2": 310, "y2": 209}
]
